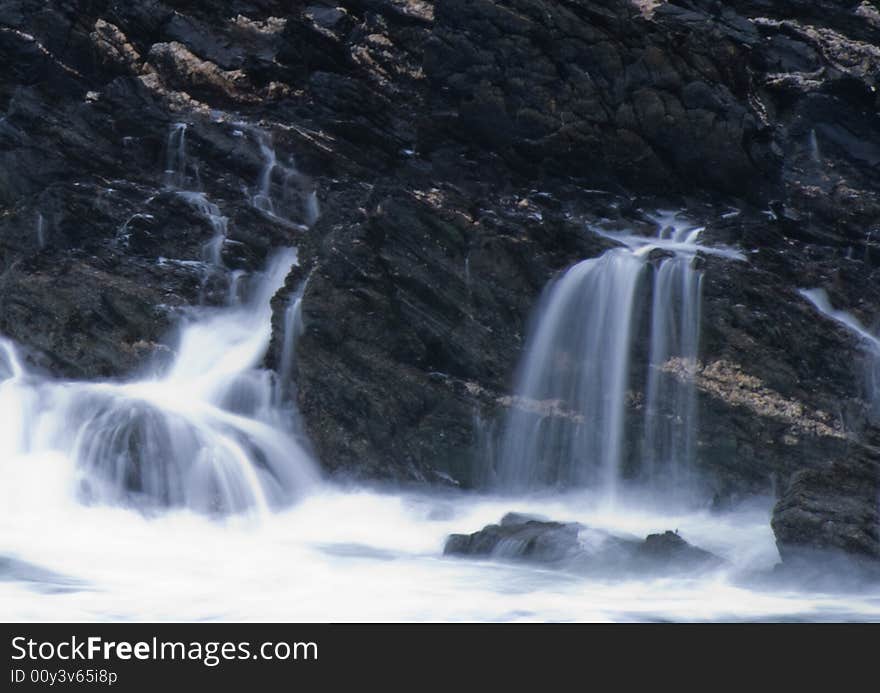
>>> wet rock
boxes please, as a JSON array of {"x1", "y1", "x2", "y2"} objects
[
  {"x1": 772, "y1": 456, "x2": 880, "y2": 564},
  {"x1": 445, "y1": 514, "x2": 721, "y2": 573},
  {"x1": 444, "y1": 513, "x2": 583, "y2": 562},
  {"x1": 636, "y1": 531, "x2": 721, "y2": 570}
]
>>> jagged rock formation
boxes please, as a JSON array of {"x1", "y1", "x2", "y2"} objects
[{"x1": 1, "y1": 0, "x2": 879, "y2": 567}]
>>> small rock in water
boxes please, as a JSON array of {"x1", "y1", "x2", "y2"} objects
[
  {"x1": 636, "y1": 531, "x2": 722, "y2": 570},
  {"x1": 444, "y1": 513, "x2": 583, "y2": 563},
  {"x1": 445, "y1": 516, "x2": 722, "y2": 574}
]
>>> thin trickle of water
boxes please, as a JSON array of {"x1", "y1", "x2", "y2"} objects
[
  {"x1": 253, "y1": 129, "x2": 279, "y2": 215},
  {"x1": 809, "y1": 129, "x2": 822, "y2": 164},
  {"x1": 228, "y1": 269, "x2": 246, "y2": 305},
  {"x1": 35, "y1": 212, "x2": 46, "y2": 249},
  {"x1": 800, "y1": 288, "x2": 880, "y2": 415},
  {"x1": 250, "y1": 128, "x2": 316, "y2": 229},
  {"x1": 496, "y1": 213, "x2": 742, "y2": 503},
  {"x1": 115, "y1": 213, "x2": 155, "y2": 248},
  {"x1": 304, "y1": 190, "x2": 320, "y2": 228},
  {"x1": 176, "y1": 191, "x2": 228, "y2": 268},
  {"x1": 164, "y1": 123, "x2": 190, "y2": 189},
  {"x1": 276, "y1": 276, "x2": 307, "y2": 403}
]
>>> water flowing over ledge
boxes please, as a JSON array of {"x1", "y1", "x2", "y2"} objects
[
  {"x1": 0, "y1": 248, "x2": 319, "y2": 516},
  {"x1": 495, "y1": 212, "x2": 744, "y2": 504},
  {"x1": 0, "y1": 124, "x2": 322, "y2": 517}
]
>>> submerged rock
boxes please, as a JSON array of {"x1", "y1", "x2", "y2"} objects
[{"x1": 444, "y1": 514, "x2": 721, "y2": 574}]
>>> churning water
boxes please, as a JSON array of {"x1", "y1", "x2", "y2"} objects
[{"x1": 3, "y1": 484, "x2": 880, "y2": 621}]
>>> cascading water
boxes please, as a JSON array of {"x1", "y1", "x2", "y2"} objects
[
  {"x1": 496, "y1": 213, "x2": 743, "y2": 502},
  {"x1": 642, "y1": 229, "x2": 704, "y2": 489},
  {"x1": 0, "y1": 121, "x2": 324, "y2": 518},
  {"x1": 0, "y1": 248, "x2": 318, "y2": 516},
  {"x1": 275, "y1": 275, "x2": 309, "y2": 406},
  {"x1": 497, "y1": 248, "x2": 645, "y2": 495}
]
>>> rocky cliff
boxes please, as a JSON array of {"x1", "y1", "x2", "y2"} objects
[{"x1": 1, "y1": 0, "x2": 878, "y2": 568}]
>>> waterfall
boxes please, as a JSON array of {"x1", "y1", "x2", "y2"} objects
[
  {"x1": 0, "y1": 119, "x2": 327, "y2": 518},
  {"x1": 497, "y1": 249, "x2": 646, "y2": 494},
  {"x1": 800, "y1": 288, "x2": 880, "y2": 416},
  {"x1": 808, "y1": 129, "x2": 821, "y2": 164},
  {"x1": 305, "y1": 190, "x2": 320, "y2": 228},
  {"x1": 496, "y1": 213, "x2": 742, "y2": 502},
  {"x1": 0, "y1": 249, "x2": 319, "y2": 516},
  {"x1": 642, "y1": 254, "x2": 703, "y2": 488}
]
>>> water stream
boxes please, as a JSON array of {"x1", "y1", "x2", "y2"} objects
[{"x1": 496, "y1": 213, "x2": 742, "y2": 502}]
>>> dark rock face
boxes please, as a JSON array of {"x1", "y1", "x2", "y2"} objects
[
  {"x1": 425, "y1": 0, "x2": 773, "y2": 196},
  {"x1": 772, "y1": 456, "x2": 880, "y2": 562},
  {"x1": 444, "y1": 513, "x2": 721, "y2": 573},
  {"x1": 1, "y1": 0, "x2": 879, "y2": 568}
]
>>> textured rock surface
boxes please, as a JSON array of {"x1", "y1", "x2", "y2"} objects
[{"x1": 1, "y1": 0, "x2": 879, "y2": 566}]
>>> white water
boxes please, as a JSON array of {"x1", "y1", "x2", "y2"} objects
[
  {"x1": 496, "y1": 213, "x2": 742, "y2": 500},
  {"x1": 2, "y1": 233, "x2": 877, "y2": 620},
  {"x1": 3, "y1": 484, "x2": 880, "y2": 621},
  {"x1": 0, "y1": 248, "x2": 318, "y2": 517}
]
